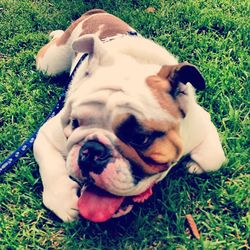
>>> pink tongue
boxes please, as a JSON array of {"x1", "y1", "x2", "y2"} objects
[{"x1": 77, "y1": 186, "x2": 125, "y2": 222}]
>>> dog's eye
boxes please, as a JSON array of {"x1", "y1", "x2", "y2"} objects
[
  {"x1": 129, "y1": 133, "x2": 152, "y2": 148},
  {"x1": 129, "y1": 130, "x2": 165, "y2": 150},
  {"x1": 72, "y1": 119, "x2": 79, "y2": 129},
  {"x1": 115, "y1": 115, "x2": 165, "y2": 150}
]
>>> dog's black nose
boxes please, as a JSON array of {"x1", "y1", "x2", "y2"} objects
[{"x1": 78, "y1": 140, "x2": 111, "y2": 175}]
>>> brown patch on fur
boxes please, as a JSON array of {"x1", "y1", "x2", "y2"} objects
[
  {"x1": 55, "y1": 9, "x2": 133, "y2": 46},
  {"x1": 112, "y1": 114, "x2": 183, "y2": 174},
  {"x1": 139, "y1": 119, "x2": 183, "y2": 163},
  {"x1": 143, "y1": 127, "x2": 183, "y2": 163},
  {"x1": 55, "y1": 9, "x2": 107, "y2": 46},
  {"x1": 115, "y1": 139, "x2": 168, "y2": 174},
  {"x1": 112, "y1": 114, "x2": 167, "y2": 174},
  {"x1": 79, "y1": 13, "x2": 133, "y2": 40},
  {"x1": 146, "y1": 74, "x2": 181, "y2": 118},
  {"x1": 157, "y1": 64, "x2": 173, "y2": 80}
]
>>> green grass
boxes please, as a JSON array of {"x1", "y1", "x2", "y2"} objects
[{"x1": 0, "y1": 0, "x2": 249, "y2": 249}]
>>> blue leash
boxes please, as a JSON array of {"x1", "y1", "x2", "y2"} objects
[{"x1": 0, "y1": 53, "x2": 88, "y2": 175}]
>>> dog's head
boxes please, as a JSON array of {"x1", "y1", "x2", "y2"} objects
[{"x1": 61, "y1": 35, "x2": 205, "y2": 222}]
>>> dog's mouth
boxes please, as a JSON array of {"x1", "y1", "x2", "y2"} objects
[{"x1": 77, "y1": 185, "x2": 153, "y2": 222}]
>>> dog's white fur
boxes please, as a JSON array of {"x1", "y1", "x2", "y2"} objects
[{"x1": 34, "y1": 13, "x2": 226, "y2": 221}]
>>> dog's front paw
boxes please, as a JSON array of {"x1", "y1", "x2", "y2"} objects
[
  {"x1": 186, "y1": 160, "x2": 204, "y2": 174},
  {"x1": 42, "y1": 177, "x2": 80, "y2": 222}
]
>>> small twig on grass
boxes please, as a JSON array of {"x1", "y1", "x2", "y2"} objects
[{"x1": 185, "y1": 214, "x2": 201, "y2": 240}]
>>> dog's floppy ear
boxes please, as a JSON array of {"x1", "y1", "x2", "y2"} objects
[
  {"x1": 156, "y1": 62, "x2": 205, "y2": 117},
  {"x1": 72, "y1": 35, "x2": 113, "y2": 66},
  {"x1": 158, "y1": 62, "x2": 206, "y2": 92}
]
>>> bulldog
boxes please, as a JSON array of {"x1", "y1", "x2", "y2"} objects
[{"x1": 34, "y1": 9, "x2": 226, "y2": 222}]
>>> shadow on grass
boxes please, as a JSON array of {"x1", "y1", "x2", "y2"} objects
[{"x1": 39, "y1": 72, "x2": 70, "y2": 89}]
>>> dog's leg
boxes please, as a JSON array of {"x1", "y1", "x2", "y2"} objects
[
  {"x1": 187, "y1": 123, "x2": 226, "y2": 174},
  {"x1": 36, "y1": 30, "x2": 74, "y2": 76},
  {"x1": 33, "y1": 115, "x2": 80, "y2": 221}
]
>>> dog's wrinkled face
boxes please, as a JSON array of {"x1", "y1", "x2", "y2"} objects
[{"x1": 60, "y1": 36, "x2": 205, "y2": 222}]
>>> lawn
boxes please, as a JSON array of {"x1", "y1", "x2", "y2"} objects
[{"x1": 0, "y1": 0, "x2": 249, "y2": 249}]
